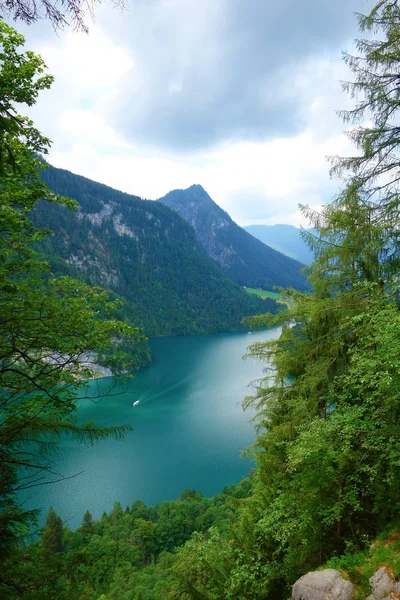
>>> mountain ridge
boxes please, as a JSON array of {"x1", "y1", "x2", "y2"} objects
[
  {"x1": 158, "y1": 185, "x2": 307, "y2": 291},
  {"x1": 33, "y1": 164, "x2": 277, "y2": 342}
]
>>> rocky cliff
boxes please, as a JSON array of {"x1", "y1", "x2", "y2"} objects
[{"x1": 158, "y1": 185, "x2": 307, "y2": 291}]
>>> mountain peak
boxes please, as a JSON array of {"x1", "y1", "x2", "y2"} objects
[
  {"x1": 178, "y1": 184, "x2": 211, "y2": 200},
  {"x1": 158, "y1": 186, "x2": 307, "y2": 291},
  {"x1": 187, "y1": 184, "x2": 206, "y2": 192},
  {"x1": 158, "y1": 184, "x2": 216, "y2": 210}
]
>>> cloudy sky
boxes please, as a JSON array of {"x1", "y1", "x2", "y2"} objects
[{"x1": 20, "y1": 0, "x2": 370, "y2": 226}]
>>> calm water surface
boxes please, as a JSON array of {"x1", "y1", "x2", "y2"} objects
[{"x1": 22, "y1": 328, "x2": 279, "y2": 528}]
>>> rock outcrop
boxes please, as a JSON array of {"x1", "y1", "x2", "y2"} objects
[
  {"x1": 158, "y1": 184, "x2": 307, "y2": 291},
  {"x1": 366, "y1": 566, "x2": 400, "y2": 599},
  {"x1": 292, "y1": 569, "x2": 354, "y2": 600},
  {"x1": 292, "y1": 566, "x2": 400, "y2": 600}
]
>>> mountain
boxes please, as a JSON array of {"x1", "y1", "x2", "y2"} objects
[
  {"x1": 158, "y1": 185, "x2": 307, "y2": 291},
  {"x1": 244, "y1": 224, "x2": 315, "y2": 265},
  {"x1": 34, "y1": 165, "x2": 276, "y2": 342}
]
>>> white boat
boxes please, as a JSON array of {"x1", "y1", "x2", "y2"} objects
[{"x1": 133, "y1": 400, "x2": 140, "y2": 407}]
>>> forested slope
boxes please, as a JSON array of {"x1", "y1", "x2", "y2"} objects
[
  {"x1": 21, "y1": 484, "x2": 400, "y2": 600},
  {"x1": 27, "y1": 3, "x2": 400, "y2": 596},
  {"x1": 2, "y1": 2, "x2": 400, "y2": 600},
  {"x1": 34, "y1": 165, "x2": 277, "y2": 338},
  {"x1": 158, "y1": 185, "x2": 307, "y2": 291},
  {"x1": 26, "y1": 479, "x2": 254, "y2": 600}
]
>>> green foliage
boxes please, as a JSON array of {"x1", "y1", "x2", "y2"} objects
[
  {"x1": 32, "y1": 163, "x2": 279, "y2": 338},
  {"x1": 3, "y1": 2, "x2": 400, "y2": 599},
  {"x1": 81, "y1": 510, "x2": 94, "y2": 535},
  {"x1": 230, "y1": 228, "x2": 399, "y2": 595},
  {"x1": 243, "y1": 288, "x2": 283, "y2": 300},
  {"x1": 0, "y1": 19, "x2": 146, "y2": 596},
  {"x1": 326, "y1": 529, "x2": 400, "y2": 599},
  {"x1": 0, "y1": 18, "x2": 53, "y2": 175},
  {"x1": 165, "y1": 3, "x2": 400, "y2": 597},
  {"x1": 42, "y1": 507, "x2": 63, "y2": 554},
  {"x1": 23, "y1": 479, "x2": 253, "y2": 600},
  {"x1": 159, "y1": 185, "x2": 308, "y2": 292}
]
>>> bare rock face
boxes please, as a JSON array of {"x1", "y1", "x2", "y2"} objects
[
  {"x1": 292, "y1": 569, "x2": 354, "y2": 600},
  {"x1": 368, "y1": 567, "x2": 397, "y2": 599},
  {"x1": 158, "y1": 184, "x2": 308, "y2": 292}
]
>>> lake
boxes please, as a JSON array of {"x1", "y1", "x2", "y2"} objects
[{"x1": 21, "y1": 328, "x2": 279, "y2": 529}]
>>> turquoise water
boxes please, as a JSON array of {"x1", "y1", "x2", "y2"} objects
[{"x1": 21, "y1": 328, "x2": 279, "y2": 528}]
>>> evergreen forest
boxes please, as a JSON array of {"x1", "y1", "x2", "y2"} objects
[
  {"x1": 158, "y1": 185, "x2": 307, "y2": 291},
  {"x1": 1, "y1": 1, "x2": 400, "y2": 600},
  {"x1": 34, "y1": 164, "x2": 278, "y2": 343}
]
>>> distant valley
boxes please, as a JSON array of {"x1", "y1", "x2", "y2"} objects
[{"x1": 244, "y1": 224, "x2": 315, "y2": 265}]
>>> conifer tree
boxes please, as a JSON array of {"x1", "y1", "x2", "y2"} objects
[
  {"x1": 329, "y1": 0, "x2": 400, "y2": 278},
  {"x1": 81, "y1": 510, "x2": 94, "y2": 534},
  {"x1": 235, "y1": 0, "x2": 400, "y2": 591},
  {"x1": 42, "y1": 507, "x2": 64, "y2": 554},
  {"x1": 153, "y1": 4, "x2": 400, "y2": 597}
]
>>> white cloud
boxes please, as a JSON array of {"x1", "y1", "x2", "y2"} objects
[
  {"x1": 21, "y1": 2, "x2": 360, "y2": 227},
  {"x1": 49, "y1": 124, "x2": 352, "y2": 228},
  {"x1": 58, "y1": 109, "x2": 132, "y2": 148},
  {"x1": 38, "y1": 28, "x2": 134, "y2": 104},
  {"x1": 26, "y1": 26, "x2": 135, "y2": 152}
]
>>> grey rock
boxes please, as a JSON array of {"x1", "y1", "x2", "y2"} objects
[
  {"x1": 369, "y1": 567, "x2": 394, "y2": 599},
  {"x1": 292, "y1": 569, "x2": 354, "y2": 600},
  {"x1": 158, "y1": 184, "x2": 307, "y2": 292}
]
